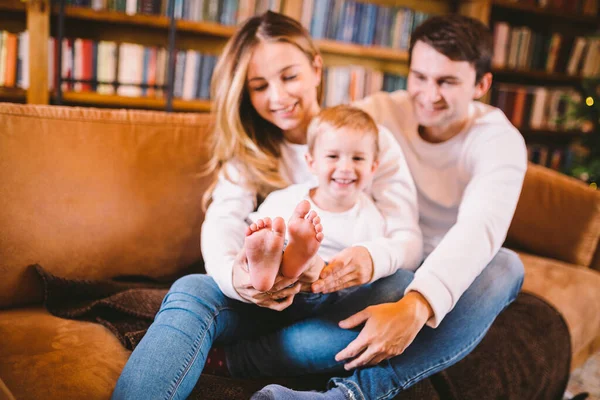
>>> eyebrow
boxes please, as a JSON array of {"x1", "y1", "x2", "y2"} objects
[
  {"x1": 247, "y1": 64, "x2": 300, "y2": 82},
  {"x1": 410, "y1": 69, "x2": 460, "y2": 81}
]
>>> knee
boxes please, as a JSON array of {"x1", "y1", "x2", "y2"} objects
[
  {"x1": 492, "y1": 248, "x2": 525, "y2": 296},
  {"x1": 164, "y1": 274, "x2": 226, "y2": 309}
]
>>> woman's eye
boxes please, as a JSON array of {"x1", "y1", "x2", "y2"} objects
[
  {"x1": 283, "y1": 75, "x2": 297, "y2": 81},
  {"x1": 353, "y1": 157, "x2": 365, "y2": 161},
  {"x1": 326, "y1": 155, "x2": 337, "y2": 159},
  {"x1": 250, "y1": 85, "x2": 267, "y2": 92}
]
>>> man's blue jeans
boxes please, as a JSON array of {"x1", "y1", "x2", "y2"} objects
[{"x1": 111, "y1": 248, "x2": 524, "y2": 400}]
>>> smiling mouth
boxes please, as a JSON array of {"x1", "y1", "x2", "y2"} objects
[
  {"x1": 332, "y1": 178, "x2": 356, "y2": 185},
  {"x1": 271, "y1": 102, "x2": 298, "y2": 114}
]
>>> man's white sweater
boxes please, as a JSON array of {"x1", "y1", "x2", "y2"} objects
[
  {"x1": 354, "y1": 90, "x2": 527, "y2": 327},
  {"x1": 201, "y1": 127, "x2": 422, "y2": 302}
]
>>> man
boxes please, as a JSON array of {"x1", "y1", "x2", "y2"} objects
[{"x1": 253, "y1": 15, "x2": 527, "y2": 400}]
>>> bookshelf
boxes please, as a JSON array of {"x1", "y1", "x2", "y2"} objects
[
  {"x1": 0, "y1": 0, "x2": 455, "y2": 111},
  {"x1": 461, "y1": 0, "x2": 599, "y2": 173}
]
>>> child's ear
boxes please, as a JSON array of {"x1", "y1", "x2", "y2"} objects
[
  {"x1": 371, "y1": 159, "x2": 379, "y2": 173},
  {"x1": 305, "y1": 152, "x2": 315, "y2": 172}
]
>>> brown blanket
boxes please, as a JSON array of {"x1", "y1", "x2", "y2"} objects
[{"x1": 34, "y1": 264, "x2": 170, "y2": 350}]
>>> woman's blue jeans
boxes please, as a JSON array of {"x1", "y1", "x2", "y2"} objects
[{"x1": 111, "y1": 248, "x2": 524, "y2": 400}]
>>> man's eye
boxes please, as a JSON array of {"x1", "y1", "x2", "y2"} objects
[
  {"x1": 326, "y1": 155, "x2": 338, "y2": 159},
  {"x1": 353, "y1": 157, "x2": 365, "y2": 161}
]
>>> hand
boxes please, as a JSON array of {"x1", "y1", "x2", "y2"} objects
[
  {"x1": 335, "y1": 291, "x2": 434, "y2": 370},
  {"x1": 232, "y1": 248, "x2": 301, "y2": 311},
  {"x1": 311, "y1": 246, "x2": 374, "y2": 293}
]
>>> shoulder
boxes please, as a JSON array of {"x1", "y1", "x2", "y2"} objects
[
  {"x1": 353, "y1": 90, "x2": 410, "y2": 120},
  {"x1": 464, "y1": 103, "x2": 527, "y2": 171}
]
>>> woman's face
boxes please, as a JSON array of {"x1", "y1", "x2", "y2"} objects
[{"x1": 246, "y1": 41, "x2": 322, "y2": 144}]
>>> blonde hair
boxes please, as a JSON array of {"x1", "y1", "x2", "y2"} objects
[
  {"x1": 307, "y1": 105, "x2": 379, "y2": 157},
  {"x1": 202, "y1": 11, "x2": 324, "y2": 210}
]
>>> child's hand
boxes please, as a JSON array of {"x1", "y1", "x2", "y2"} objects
[
  {"x1": 233, "y1": 250, "x2": 301, "y2": 311},
  {"x1": 311, "y1": 246, "x2": 374, "y2": 293}
]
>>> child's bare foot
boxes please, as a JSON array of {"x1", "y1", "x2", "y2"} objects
[
  {"x1": 281, "y1": 200, "x2": 324, "y2": 279},
  {"x1": 245, "y1": 217, "x2": 286, "y2": 292}
]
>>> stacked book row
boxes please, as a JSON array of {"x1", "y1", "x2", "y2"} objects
[
  {"x1": 49, "y1": 38, "x2": 217, "y2": 99},
  {"x1": 501, "y1": 0, "x2": 599, "y2": 16},
  {"x1": 527, "y1": 143, "x2": 576, "y2": 172},
  {"x1": 63, "y1": 0, "x2": 281, "y2": 24},
  {"x1": 0, "y1": 31, "x2": 28, "y2": 89},
  {"x1": 322, "y1": 66, "x2": 405, "y2": 107},
  {"x1": 302, "y1": 0, "x2": 431, "y2": 50},
  {"x1": 491, "y1": 83, "x2": 584, "y2": 131},
  {"x1": 492, "y1": 22, "x2": 600, "y2": 77}
]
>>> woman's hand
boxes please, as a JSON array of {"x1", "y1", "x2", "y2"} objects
[
  {"x1": 335, "y1": 291, "x2": 434, "y2": 370},
  {"x1": 232, "y1": 250, "x2": 301, "y2": 311},
  {"x1": 311, "y1": 246, "x2": 374, "y2": 293}
]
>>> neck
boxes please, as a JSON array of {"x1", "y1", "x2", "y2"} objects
[
  {"x1": 310, "y1": 187, "x2": 357, "y2": 213},
  {"x1": 283, "y1": 103, "x2": 321, "y2": 145},
  {"x1": 419, "y1": 117, "x2": 469, "y2": 143}
]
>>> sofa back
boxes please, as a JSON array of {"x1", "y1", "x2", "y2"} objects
[
  {"x1": 506, "y1": 163, "x2": 600, "y2": 269},
  {"x1": 0, "y1": 103, "x2": 214, "y2": 309}
]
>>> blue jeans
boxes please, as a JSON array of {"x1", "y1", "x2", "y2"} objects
[{"x1": 111, "y1": 248, "x2": 524, "y2": 400}]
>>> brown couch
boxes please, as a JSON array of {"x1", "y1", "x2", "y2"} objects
[{"x1": 0, "y1": 103, "x2": 599, "y2": 400}]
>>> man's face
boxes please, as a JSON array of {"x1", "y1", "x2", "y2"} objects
[{"x1": 407, "y1": 41, "x2": 488, "y2": 143}]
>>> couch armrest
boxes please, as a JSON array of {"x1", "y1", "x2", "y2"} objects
[{"x1": 506, "y1": 163, "x2": 600, "y2": 267}]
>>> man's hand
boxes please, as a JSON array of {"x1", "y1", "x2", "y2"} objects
[
  {"x1": 232, "y1": 249, "x2": 301, "y2": 311},
  {"x1": 311, "y1": 246, "x2": 374, "y2": 293},
  {"x1": 335, "y1": 291, "x2": 434, "y2": 370}
]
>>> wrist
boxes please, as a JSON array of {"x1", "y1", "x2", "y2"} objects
[
  {"x1": 403, "y1": 291, "x2": 434, "y2": 323},
  {"x1": 353, "y1": 245, "x2": 374, "y2": 281}
]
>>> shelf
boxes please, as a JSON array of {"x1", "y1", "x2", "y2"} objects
[
  {"x1": 316, "y1": 39, "x2": 408, "y2": 62},
  {"x1": 0, "y1": 0, "x2": 25, "y2": 12},
  {"x1": 57, "y1": 6, "x2": 236, "y2": 37},
  {"x1": 520, "y1": 129, "x2": 587, "y2": 141},
  {"x1": 58, "y1": 91, "x2": 211, "y2": 112},
  {"x1": 492, "y1": 0, "x2": 599, "y2": 24},
  {"x1": 492, "y1": 68, "x2": 584, "y2": 84},
  {"x1": 0, "y1": 86, "x2": 26, "y2": 102}
]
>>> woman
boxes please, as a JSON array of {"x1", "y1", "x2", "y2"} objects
[{"x1": 112, "y1": 11, "x2": 521, "y2": 400}]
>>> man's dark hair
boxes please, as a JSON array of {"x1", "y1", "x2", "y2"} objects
[{"x1": 409, "y1": 14, "x2": 493, "y2": 84}]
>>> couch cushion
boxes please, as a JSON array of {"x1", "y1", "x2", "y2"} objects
[
  {"x1": 519, "y1": 251, "x2": 600, "y2": 357},
  {"x1": 0, "y1": 103, "x2": 215, "y2": 308},
  {"x1": 507, "y1": 163, "x2": 600, "y2": 267},
  {"x1": 0, "y1": 307, "x2": 130, "y2": 400}
]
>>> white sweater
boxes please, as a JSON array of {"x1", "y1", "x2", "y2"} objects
[
  {"x1": 354, "y1": 90, "x2": 527, "y2": 327},
  {"x1": 201, "y1": 127, "x2": 422, "y2": 302},
  {"x1": 249, "y1": 182, "x2": 386, "y2": 262}
]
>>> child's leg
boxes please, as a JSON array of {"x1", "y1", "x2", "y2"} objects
[
  {"x1": 245, "y1": 217, "x2": 286, "y2": 292},
  {"x1": 281, "y1": 200, "x2": 324, "y2": 279}
]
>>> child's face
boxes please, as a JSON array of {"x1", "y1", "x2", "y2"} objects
[{"x1": 306, "y1": 127, "x2": 378, "y2": 206}]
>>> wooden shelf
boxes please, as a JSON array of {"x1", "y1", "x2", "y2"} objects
[
  {"x1": 0, "y1": 0, "x2": 25, "y2": 12},
  {"x1": 492, "y1": 0, "x2": 599, "y2": 24},
  {"x1": 492, "y1": 68, "x2": 584, "y2": 84},
  {"x1": 58, "y1": 6, "x2": 236, "y2": 37},
  {"x1": 0, "y1": 86, "x2": 26, "y2": 102},
  {"x1": 58, "y1": 91, "x2": 211, "y2": 112},
  {"x1": 521, "y1": 129, "x2": 587, "y2": 141},
  {"x1": 316, "y1": 39, "x2": 408, "y2": 62}
]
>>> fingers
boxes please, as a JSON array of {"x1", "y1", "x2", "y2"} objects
[
  {"x1": 312, "y1": 264, "x2": 358, "y2": 293},
  {"x1": 339, "y1": 309, "x2": 370, "y2": 329},
  {"x1": 335, "y1": 335, "x2": 368, "y2": 363},
  {"x1": 343, "y1": 347, "x2": 378, "y2": 370}
]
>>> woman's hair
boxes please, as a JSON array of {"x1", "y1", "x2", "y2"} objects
[
  {"x1": 409, "y1": 14, "x2": 493, "y2": 83},
  {"x1": 202, "y1": 11, "x2": 323, "y2": 210},
  {"x1": 307, "y1": 105, "x2": 379, "y2": 159}
]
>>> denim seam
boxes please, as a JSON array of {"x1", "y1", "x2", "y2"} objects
[{"x1": 165, "y1": 305, "x2": 236, "y2": 400}]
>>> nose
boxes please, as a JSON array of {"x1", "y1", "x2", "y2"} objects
[
  {"x1": 423, "y1": 80, "x2": 442, "y2": 103},
  {"x1": 337, "y1": 157, "x2": 353, "y2": 172},
  {"x1": 268, "y1": 81, "x2": 289, "y2": 104}
]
